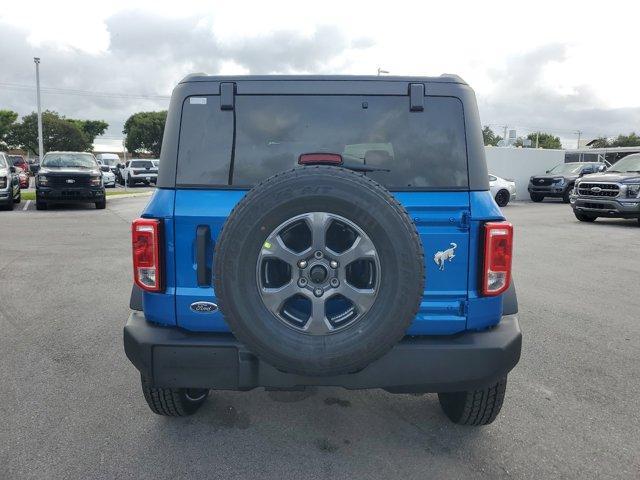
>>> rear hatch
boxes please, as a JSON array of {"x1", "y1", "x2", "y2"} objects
[{"x1": 169, "y1": 85, "x2": 474, "y2": 335}]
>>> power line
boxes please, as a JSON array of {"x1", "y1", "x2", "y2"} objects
[{"x1": 0, "y1": 82, "x2": 170, "y2": 100}]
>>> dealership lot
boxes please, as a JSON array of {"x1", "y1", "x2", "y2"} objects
[{"x1": 1, "y1": 198, "x2": 638, "y2": 479}]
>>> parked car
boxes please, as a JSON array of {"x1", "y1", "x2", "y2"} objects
[
  {"x1": 124, "y1": 74, "x2": 521, "y2": 425},
  {"x1": 489, "y1": 174, "x2": 516, "y2": 207},
  {"x1": 35, "y1": 151, "x2": 106, "y2": 210},
  {"x1": 8, "y1": 155, "x2": 30, "y2": 176},
  {"x1": 99, "y1": 165, "x2": 116, "y2": 188},
  {"x1": 121, "y1": 159, "x2": 158, "y2": 187},
  {"x1": 0, "y1": 152, "x2": 21, "y2": 210},
  {"x1": 572, "y1": 153, "x2": 640, "y2": 225},
  {"x1": 16, "y1": 167, "x2": 29, "y2": 189},
  {"x1": 28, "y1": 158, "x2": 40, "y2": 174},
  {"x1": 95, "y1": 153, "x2": 121, "y2": 176},
  {"x1": 528, "y1": 162, "x2": 605, "y2": 203}
]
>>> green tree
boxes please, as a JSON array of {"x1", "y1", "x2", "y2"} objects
[
  {"x1": 0, "y1": 110, "x2": 19, "y2": 149},
  {"x1": 69, "y1": 119, "x2": 109, "y2": 143},
  {"x1": 7, "y1": 111, "x2": 91, "y2": 155},
  {"x1": 610, "y1": 132, "x2": 640, "y2": 147},
  {"x1": 516, "y1": 132, "x2": 562, "y2": 149},
  {"x1": 123, "y1": 111, "x2": 167, "y2": 157},
  {"x1": 482, "y1": 126, "x2": 503, "y2": 146}
]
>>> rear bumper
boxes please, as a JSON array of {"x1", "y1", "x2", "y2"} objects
[
  {"x1": 129, "y1": 174, "x2": 158, "y2": 182},
  {"x1": 573, "y1": 197, "x2": 640, "y2": 218},
  {"x1": 123, "y1": 311, "x2": 522, "y2": 393}
]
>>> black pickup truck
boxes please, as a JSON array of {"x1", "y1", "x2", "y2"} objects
[
  {"x1": 572, "y1": 153, "x2": 640, "y2": 225},
  {"x1": 528, "y1": 162, "x2": 605, "y2": 203},
  {"x1": 36, "y1": 151, "x2": 106, "y2": 210}
]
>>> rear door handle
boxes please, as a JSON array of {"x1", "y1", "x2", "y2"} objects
[{"x1": 196, "y1": 225, "x2": 211, "y2": 286}]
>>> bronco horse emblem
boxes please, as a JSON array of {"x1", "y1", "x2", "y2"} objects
[{"x1": 434, "y1": 243, "x2": 457, "y2": 271}]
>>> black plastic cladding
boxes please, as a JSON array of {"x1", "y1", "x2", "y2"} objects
[{"x1": 158, "y1": 75, "x2": 489, "y2": 191}]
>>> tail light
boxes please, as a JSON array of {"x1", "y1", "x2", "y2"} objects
[
  {"x1": 482, "y1": 221, "x2": 513, "y2": 296},
  {"x1": 132, "y1": 218, "x2": 163, "y2": 292}
]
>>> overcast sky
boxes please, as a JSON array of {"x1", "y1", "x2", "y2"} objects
[{"x1": 1, "y1": 0, "x2": 639, "y2": 148}]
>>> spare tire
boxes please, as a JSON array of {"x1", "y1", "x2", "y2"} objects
[{"x1": 214, "y1": 166, "x2": 424, "y2": 376}]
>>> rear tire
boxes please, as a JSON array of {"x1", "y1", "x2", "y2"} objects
[
  {"x1": 438, "y1": 377, "x2": 507, "y2": 426},
  {"x1": 141, "y1": 375, "x2": 209, "y2": 416},
  {"x1": 495, "y1": 189, "x2": 510, "y2": 207},
  {"x1": 36, "y1": 200, "x2": 47, "y2": 210},
  {"x1": 95, "y1": 200, "x2": 106, "y2": 209},
  {"x1": 14, "y1": 191, "x2": 21, "y2": 204},
  {"x1": 529, "y1": 193, "x2": 544, "y2": 202},
  {"x1": 574, "y1": 211, "x2": 596, "y2": 222}
]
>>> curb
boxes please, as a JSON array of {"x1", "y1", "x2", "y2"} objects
[{"x1": 106, "y1": 192, "x2": 153, "y2": 200}]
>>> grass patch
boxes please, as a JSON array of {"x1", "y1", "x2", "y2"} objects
[{"x1": 20, "y1": 190, "x2": 147, "y2": 201}]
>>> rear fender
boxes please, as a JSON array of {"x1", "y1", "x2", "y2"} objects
[
  {"x1": 140, "y1": 189, "x2": 177, "y2": 326},
  {"x1": 467, "y1": 190, "x2": 507, "y2": 330}
]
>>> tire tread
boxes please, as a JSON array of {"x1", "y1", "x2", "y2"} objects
[
  {"x1": 438, "y1": 377, "x2": 507, "y2": 426},
  {"x1": 140, "y1": 376, "x2": 207, "y2": 416}
]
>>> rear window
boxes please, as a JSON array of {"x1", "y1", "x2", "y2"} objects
[
  {"x1": 177, "y1": 95, "x2": 468, "y2": 189},
  {"x1": 130, "y1": 160, "x2": 154, "y2": 169}
]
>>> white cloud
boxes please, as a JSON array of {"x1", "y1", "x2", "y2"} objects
[{"x1": 0, "y1": 0, "x2": 639, "y2": 144}]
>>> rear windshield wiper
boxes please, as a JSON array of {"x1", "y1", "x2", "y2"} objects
[{"x1": 297, "y1": 153, "x2": 390, "y2": 173}]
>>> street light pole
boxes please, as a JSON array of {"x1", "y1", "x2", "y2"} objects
[
  {"x1": 34, "y1": 57, "x2": 44, "y2": 161},
  {"x1": 377, "y1": 67, "x2": 389, "y2": 76}
]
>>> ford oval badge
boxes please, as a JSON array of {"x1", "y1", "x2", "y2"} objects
[{"x1": 190, "y1": 301, "x2": 218, "y2": 313}]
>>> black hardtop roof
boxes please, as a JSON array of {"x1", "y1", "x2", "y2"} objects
[{"x1": 179, "y1": 73, "x2": 466, "y2": 85}]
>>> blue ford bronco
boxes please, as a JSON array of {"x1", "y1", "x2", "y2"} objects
[{"x1": 124, "y1": 74, "x2": 521, "y2": 425}]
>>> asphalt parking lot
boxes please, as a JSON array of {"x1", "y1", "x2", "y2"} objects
[{"x1": 1, "y1": 198, "x2": 638, "y2": 479}]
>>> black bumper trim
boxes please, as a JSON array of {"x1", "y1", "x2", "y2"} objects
[
  {"x1": 124, "y1": 312, "x2": 522, "y2": 393},
  {"x1": 573, "y1": 198, "x2": 640, "y2": 218},
  {"x1": 37, "y1": 187, "x2": 105, "y2": 202}
]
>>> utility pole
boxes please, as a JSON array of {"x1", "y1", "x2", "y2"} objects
[
  {"x1": 377, "y1": 67, "x2": 389, "y2": 76},
  {"x1": 34, "y1": 57, "x2": 44, "y2": 162},
  {"x1": 575, "y1": 130, "x2": 582, "y2": 149}
]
